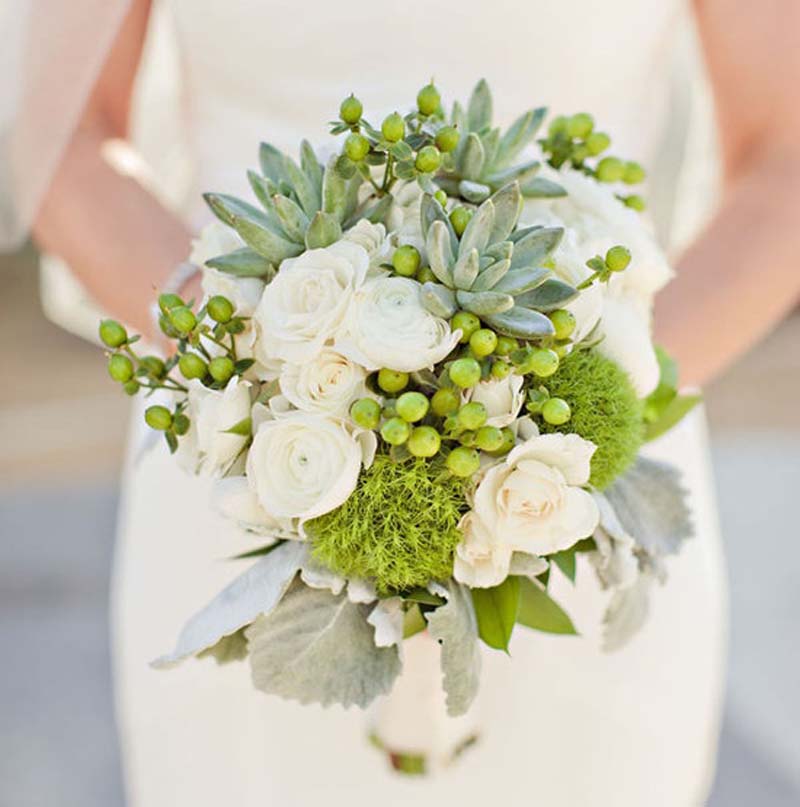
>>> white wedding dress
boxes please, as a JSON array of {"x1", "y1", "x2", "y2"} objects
[{"x1": 112, "y1": 1, "x2": 728, "y2": 804}]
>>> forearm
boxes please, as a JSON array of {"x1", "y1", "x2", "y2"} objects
[{"x1": 655, "y1": 144, "x2": 800, "y2": 387}]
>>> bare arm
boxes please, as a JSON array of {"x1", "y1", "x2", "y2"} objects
[
  {"x1": 32, "y1": 0, "x2": 193, "y2": 339},
  {"x1": 655, "y1": 0, "x2": 800, "y2": 386}
]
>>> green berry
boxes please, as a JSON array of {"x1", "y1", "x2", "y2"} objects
[
  {"x1": 446, "y1": 446, "x2": 480, "y2": 477},
  {"x1": 605, "y1": 245, "x2": 632, "y2": 272},
  {"x1": 458, "y1": 430, "x2": 477, "y2": 447},
  {"x1": 494, "y1": 336, "x2": 519, "y2": 356},
  {"x1": 415, "y1": 145, "x2": 441, "y2": 174},
  {"x1": 377, "y1": 368, "x2": 409, "y2": 393},
  {"x1": 491, "y1": 360, "x2": 512, "y2": 379},
  {"x1": 407, "y1": 426, "x2": 441, "y2": 458},
  {"x1": 345, "y1": 133, "x2": 370, "y2": 162},
  {"x1": 392, "y1": 245, "x2": 421, "y2": 277},
  {"x1": 396, "y1": 391, "x2": 430, "y2": 423},
  {"x1": 434, "y1": 190, "x2": 448, "y2": 207},
  {"x1": 173, "y1": 413, "x2": 191, "y2": 435},
  {"x1": 475, "y1": 425, "x2": 505, "y2": 452},
  {"x1": 625, "y1": 194, "x2": 646, "y2": 212},
  {"x1": 567, "y1": 112, "x2": 594, "y2": 139},
  {"x1": 179, "y1": 352, "x2": 208, "y2": 380},
  {"x1": 431, "y1": 387, "x2": 460, "y2": 416},
  {"x1": 158, "y1": 315, "x2": 179, "y2": 339},
  {"x1": 141, "y1": 355, "x2": 166, "y2": 379},
  {"x1": 622, "y1": 161, "x2": 646, "y2": 184},
  {"x1": 416, "y1": 266, "x2": 437, "y2": 284},
  {"x1": 108, "y1": 353, "x2": 134, "y2": 383},
  {"x1": 449, "y1": 357, "x2": 482, "y2": 388},
  {"x1": 596, "y1": 156, "x2": 625, "y2": 183},
  {"x1": 526, "y1": 348, "x2": 560, "y2": 378},
  {"x1": 207, "y1": 295, "x2": 234, "y2": 323},
  {"x1": 99, "y1": 319, "x2": 127, "y2": 348},
  {"x1": 495, "y1": 427, "x2": 516, "y2": 454},
  {"x1": 208, "y1": 356, "x2": 235, "y2": 383},
  {"x1": 542, "y1": 397, "x2": 572, "y2": 426},
  {"x1": 469, "y1": 328, "x2": 497, "y2": 358},
  {"x1": 571, "y1": 144, "x2": 589, "y2": 164},
  {"x1": 381, "y1": 416, "x2": 410, "y2": 446},
  {"x1": 350, "y1": 398, "x2": 381, "y2": 430},
  {"x1": 435, "y1": 126, "x2": 460, "y2": 153},
  {"x1": 450, "y1": 311, "x2": 480, "y2": 343},
  {"x1": 122, "y1": 380, "x2": 140, "y2": 396},
  {"x1": 457, "y1": 402, "x2": 487, "y2": 430},
  {"x1": 158, "y1": 292, "x2": 184, "y2": 315},
  {"x1": 417, "y1": 83, "x2": 441, "y2": 116},
  {"x1": 381, "y1": 112, "x2": 405, "y2": 142},
  {"x1": 554, "y1": 342, "x2": 570, "y2": 359},
  {"x1": 549, "y1": 309, "x2": 576, "y2": 340},
  {"x1": 169, "y1": 306, "x2": 197, "y2": 334},
  {"x1": 340, "y1": 94, "x2": 363, "y2": 125},
  {"x1": 548, "y1": 116, "x2": 569, "y2": 136},
  {"x1": 585, "y1": 131, "x2": 611, "y2": 156},
  {"x1": 144, "y1": 405, "x2": 173, "y2": 431},
  {"x1": 449, "y1": 206, "x2": 472, "y2": 236}
]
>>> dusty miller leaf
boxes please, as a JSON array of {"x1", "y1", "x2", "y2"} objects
[
  {"x1": 602, "y1": 575, "x2": 652, "y2": 652},
  {"x1": 197, "y1": 628, "x2": 248, "y2": 664}
]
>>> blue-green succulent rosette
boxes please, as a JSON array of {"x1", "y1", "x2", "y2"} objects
[{"x1": 101, "y1": 80, "x2": 697, "y2": 744}]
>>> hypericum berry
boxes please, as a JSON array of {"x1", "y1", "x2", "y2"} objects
[
  {"x1": 457, "y1": 402, "x2": 487, "y2": 431},
  {"x1": 585, "y1": 131, "x2": 611, "y2": 156},
  {"x1": 377, "y1": 368, "x2": 409, "y2": 393},
  {"x1": 345, "y1": 133, "x2": 370, "y2": 162},
  {"x1": 458, "y1": 430, "x2": 477, "y2": 447},
  {"x1": 140, "y1": 355, "x2": 166, "y2": 379},
  {"x1": 207, "y1": 295, "x2": 234, "y2": 323},
  {"x1": 208, "y1": 356, "x2": 235, "y2": 383},
  {"x1": 122, "y1": 380, "x2": 140, "y2": 396},
  {"x1": 596, "y1": 156, "x2": 625, "y2": 183},
  {"x1": 549, "y1": 309, "x2": 577, "y2": 340},
  {"x1": 339, "y1": 94, "x2": 363, "y2": 125},
  {"x1": 407, "y1": 425, "x2": 441, "y2": 457},
  {"x1": 446, "y1": 446, "x2": 480, "y2": 477},
  {"x1": 571, "y1": 144, "x2": 589, "y2": 164},
  {"x1": 431, "y1": 387, "x2": 460, "y2": 416},
  {"x1": 491, "y1": 360, "x2": 512, "y2": 379},
  {"x1": 494, "y1": 335, "x2": 519, "y2": 356},
  {"x1": 542, "y1": 397, "x2": 572, "y2": 425},
  {"x1": 469, "y1": 328, "x2": 497, "y2": 358},
  {"x1": 435, "y1": 126, "x2": 460, "y2": 153},
  {"x1": 99, "y1": 319, "x2": 127, "y2": 348},
  {"x1": 548, "y1": 116, "x2": 569, "y2": 137},
  {"x1": 179, "y1": 352, "x2": 208, "y2": 380},
  {"x1": 417, "y1": 82, "x2": 441, "y2": 116},
  {"x1": 416, "y1": 266, "x2": 437, "y2": 284},
  {"x1": 392, "y1": 245, "x2": 421, "y2": 277},
  {"x1": 158, "y1": 292, "x2": 184, "y2": 315},
  {"x1": 622, "y1": 161, "x2": 645, "y2": 184},
  {"x1": 450, "y1": 311, "x2": 480, "y2": 343},
  {"x1": 434, "y1": 190, "x2": 448, "y2": 207},
  {"x1": 415, "y1": 145, "x2": 441, "y2": 174},
  {"x1": 168, "y1": 306, "x2": 197, "y2": 334},
  {"x1": 624, "y1": 194, "x2": 646, "y2": 212},
  {"x1": 449, "y1": 206, "x2": 472, "y2": 236},
  {"x1": 449, "y1": 357, "x2": 482, "y2": 388},
  {"x1": 144, "y1": 405, "x2": 173, "y2": 431},
  {"x1": 475, "y1": 425, "x2": 505, "y2": 452},
  {"x1": 495, "y1": 427, "x2": 516, "y2": 454},
  {"x1": 381, "y1": 416, "x2": 410, "y2": 446},
  {"x1": 108, "y1": 353, "x2": 134, "y2": 383},
  {"x1": 396, "y1": 391, "x2": 430, "y2": 423},
  {"x1": 605, "y1": 245, "x2": 632, "y2": 272},
  {"x1": 526, "y1": 348, "x2": 560, "y2": 378},
  {"x1": 381, "y1": 111, "x2": 405, "y2": 142},
  {"x1": 173, "y1": 413, "x2": 191, "y2": 436},
  {"x1": 350, "y1": 398, "x2": 381, "y2": 430},
  {"x1": 567, "y1": 112, "x2": 594, "y2": 139}
]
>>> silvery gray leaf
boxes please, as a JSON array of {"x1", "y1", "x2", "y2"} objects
[
  {"x1": 602, "y1": 574, "x2": 652, "y2": 652},
  {"x1": 246, "y1": 581, "x2": 401, "y2": 708},
  {"x1": 459, "y1": 180, "x2": 491, "y2": 203},
  {"x1": 426, "y1": 582, "x2": 481, "y2": 717},
  {"x1": 604, "y1": 457, "x2": 693, "y2": 557},
  {"x1": 458, "y1": 198, "x2": 494, "y2": 260},
  {"x1": 152, "y1": 540, "x2": 307, "y2": 668},
  {"x1": 487, "y1": 182, "x2": 522, "y2": 243},
  {"x1": 197, "y1": 629, "x2": 248, "y2": 665},
  {"x1": 458, "y1": 132, "x2": 486, "y2": 181}
]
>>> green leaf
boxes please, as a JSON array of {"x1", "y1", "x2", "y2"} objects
[
  {"x1": 402, "y1": 604, "x2": 427, "y2": 639},
  {"x1": 272, "y1": 194, "x2": 310, "y2": 242},
  {"x1": 484, "y1": 305, "x2": 555, "y2": 338},
  {"x1": 205, "y1": 247, "x2": 274, "y2": 278},
  {"x1": 520, "y1": 177, "x2": 567, "y2": 198},
  {"x1": 305, "y1": 211, "x2": 343, "y2": 249},
  {"x1": 516, "y1": 576, "x2": 577, "y2": 635},
  {"x1": 550, "y1": 549, "x2": 577, "y2": 583},
  {"x1": 300, "y1": 139, "x2": 323, "y2": 196},
  {"x1": 400, "y1": 587, "x2": 446, "y2": 607},
  {"x1": 644, "y1": 393, "x2": 701, "y2": 441},
  {"x1": 197, "y1": 628, "x2": 248, "y2": 665},
  {"x1": 222, "y1": 416, "x2": 251, "y2": 436},
  {"x1": 284, "y1": 156, "x2": 320, "y2": 218},
  {"x1": 390, "y1": 141, "x2": 414, "y2": 162},
  {"x1": 471, "y1": 576, "x2": 520, "y2": 652},
  {"x1": 259, "y1": 142, "x2": 289, "y2": 184},
  {"x1": 247, "y1": 170, "x2": 279, "y2": 214},
  {"x1": 230, "y1": 540, "x2": 286, "y2": 561},
  {"x1": 515, "y1": 278, "x2": 579, "y2": 311},
  {"x1": 165, "y1": 431, "x2": 178, "y2": 454},
  {"x1": 466, "y1": 78, "x2": 493, "y2": 133}
]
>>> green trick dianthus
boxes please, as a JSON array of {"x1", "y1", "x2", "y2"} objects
[
  {"x1": 538, "y1": 349, "x2": 644, "y2": 489},
  {"x1": 306, "y1": 454, "x2": 467, "y2": 595}
]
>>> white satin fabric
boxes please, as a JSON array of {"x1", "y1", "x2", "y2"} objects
[{"x1": 112, "y1": 1, "x2": 727, "y2": 804}]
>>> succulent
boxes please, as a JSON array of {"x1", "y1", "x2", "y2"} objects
[{"x1": 417, "y1": 181, "x2": 579, "y2": 340}]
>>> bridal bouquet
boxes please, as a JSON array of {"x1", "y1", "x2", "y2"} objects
[{"x1": 101, "y1": 79, "x2": 698, "y2": 769}]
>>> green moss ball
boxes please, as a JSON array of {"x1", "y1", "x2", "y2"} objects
[
  {"x1": 306, "y1": 454, "x2": 467, "y2": 595},
  {"x1": 538, "y1": 349, "x2": 644, "y2": 489}
]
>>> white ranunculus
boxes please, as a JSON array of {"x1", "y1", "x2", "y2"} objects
[
  {"x1": 343, "y1": 220, "x2": 392, "y2": 270},
  {"x1": 278, "y1": 349, "x2": 368, "y2": 416},
  {"x1": 253, "y1": 240, "x2": 369, "y2": 365},
  {"x1": 467, "y1": 374, "x2": 525, "y2": 428},
  {"x1": 178, "y1": 378, "x2": 252, "y2": 476},
  {"x1": 246, "y1": 411, "x2": 376, "y2": 523},
  {"x1": 210, "y1": 476, "x2": 299, "y2": 539},
  {"x1": 454, "y1": 432, "x2": 600, "y2": 588},
  {"x1": 385, "y1": 181, "x2": 425, "y2": 256},
  {"x1": 338, "y1": 276, "x2": 460, "y2": 372}
]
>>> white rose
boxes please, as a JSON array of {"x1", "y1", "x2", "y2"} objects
[
  {"x1": 278, "y1": 349, "x2": 368, "y2": 416},
  {"x1": 467, "y1": 374, "x2": 525, "y2": 428},
  {"x1": 337, "y1": 276, "x2": 460, "y2": 372},
  {"x1": 454, "y1": 431, "x2": 600, "y2": 588},
  {"x1": 343, "y1": 220, "x2": 392, "y2": 270},
  {"x1": 246, "y1": 411, "x2": 376, "y2": 522},
  {"x1": 253, "y1": 240, "x2": 369, "y2": 364},
  {"x1": 178, "y1": 377, "x2": 252, "y2": 476}
]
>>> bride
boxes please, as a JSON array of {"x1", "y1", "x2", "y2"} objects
[{"x1": 6, "y1": 0, "x2": 800, "y2": 804}]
